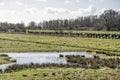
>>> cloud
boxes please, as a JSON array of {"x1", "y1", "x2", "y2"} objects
[
  {"x1": 64, "y1": 0, "x2": 80, "y2": 4},
  {"x1": 76, "y1": 0, "x2": 80, "y2": 3},
  {"x1": 24, "y1": 7, "x2": 41, "y2": 14},
  {"x1": 100, "y1": 8, "x2": 106, "y2": 14},
  {"x1": 44, "y1": 7, "x2": 70, "y2": 14},
  {"x1": 64, "y1": 0, "x2": 71, "y2": 4},
  {"x1": 36, "y1": 0, "x2": 47, "y2": 2},
  {"x1": 0, "y1": 9, "x2": 15, "y2": 16},
  {"x1": 0, "y1": 2, "x2": 5, "y2": 6},
  {"x1": 0, "y1": 4, "x2": 97, "y2": 23},
  {"x1": 15, "y1": 1, "x2": 23, "y2": 5},
  {"x1": 89, "y1": 0, "x2": 104, "y2": 2},
  {"x1": 18, "y1": 4, "x2": 97, "y2": 16},
  {"x1": 44, "y1": 5, "x2": 96, "y2": 16},
  {"x1": 71, "y1": 5, "x2": 96, "y2": 16},
  {"x1": 118, "y1": 9, "x2": 120, "y2": 11}
]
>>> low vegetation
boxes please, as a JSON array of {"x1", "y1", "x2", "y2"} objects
[
  {"x1": 66, "y1": 55, "x2": 120, "y2": 69},
  {"x1": 0, "y1": 68, "x2": 120, "y2": 80},
  {"x1": 0, "y1": 33, "x2": 120, "y2": 56},
  {"x1": 0, "y1": 31, "x2": 119, "y2": 80},
  {"x1": 0, "y1": 54, "x2": 11, "y2": 64},
  {"x1": 0, "y1": 54, "x2": 119, "y2": 80}
]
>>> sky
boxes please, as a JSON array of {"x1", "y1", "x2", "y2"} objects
[{"x1": 0, "y1": 0, "x2": 120, "y2": 24}]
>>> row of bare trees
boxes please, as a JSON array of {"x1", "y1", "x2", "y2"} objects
[
  {"x1": 0, "y1": 9, "x2": 120, "y2": 32},
  {"x1": 41, "y1": 9, "x2": 120, "y2": 31}
]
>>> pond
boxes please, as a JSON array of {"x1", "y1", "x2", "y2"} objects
[{"x1": 0, "y1": 52, "x2": 93, "y2": 72}]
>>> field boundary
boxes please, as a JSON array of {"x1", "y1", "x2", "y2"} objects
[{"x1": 27, "y1": 31, "x2": 120, "y2": 40}]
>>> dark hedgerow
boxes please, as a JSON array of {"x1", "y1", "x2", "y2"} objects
[{"x1": 66, "y1": 55, "x2": 120, "y2": 69}]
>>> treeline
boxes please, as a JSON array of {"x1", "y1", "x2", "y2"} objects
[
  {"x1": 41, "y1": 9, "x2": 120, "y2": 31},
  {"x1": 0, "y1": 9, "x2": 120, "y2": 32}
]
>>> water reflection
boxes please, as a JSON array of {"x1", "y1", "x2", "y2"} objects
[{"x1": 0, "y1": 52, "x2": 93, "y2": 71}]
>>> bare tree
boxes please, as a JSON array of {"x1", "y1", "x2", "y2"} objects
[{"x1": 100, "y1": 9, "x2": 119, "y2": 30}]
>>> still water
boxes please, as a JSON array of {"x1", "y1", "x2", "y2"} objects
[{"x1": 0, "y1": 52, "x2": 93, "y2": 71}]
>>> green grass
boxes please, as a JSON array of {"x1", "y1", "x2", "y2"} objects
[
  {"x1": 0, "y1": 32, "x2": 120, "y2": 80},
  {"x1": 0, "y1": 33, "x2": 120, "y2": 55},
  {"x1": 0, "y1": 56, "x2": 11, "y2": 64},
  {"x1": 0, "y1": 68, "x2": 119, "y2": 80}
]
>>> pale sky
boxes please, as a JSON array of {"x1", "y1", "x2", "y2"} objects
[{"x1": 0, "y1": 0, "x2": 120, "y2": 24}]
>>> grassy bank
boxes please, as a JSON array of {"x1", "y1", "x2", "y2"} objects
[
  {"x1": 0, "y1": 54, "x2": 11, "y2": 64},
  {"x1": 0, "y1": 33, "x2": 120, "y2": 55},
  {"x1": 0, "y1": 67, "x2": 120, "y2": 80}
]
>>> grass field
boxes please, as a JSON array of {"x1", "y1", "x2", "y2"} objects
[
  {"x1": 0, "y1": 33, "x2": 119, "y2": 55},
  {"x1": 0, "y1": 68, "x2": 120, "y2": 80},
  {"x1": 0, "y1": 56, "x2": 11, "y2": 64},
  {"x1": 0, "y1": 32, "x2": 120, "y2": 80}
]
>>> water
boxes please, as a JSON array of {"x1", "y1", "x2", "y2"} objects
[{"x1": 0, "y1": 52, "x2": 93, "y2": 72}]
